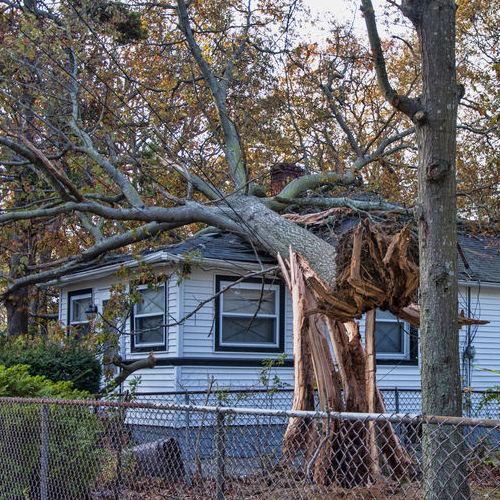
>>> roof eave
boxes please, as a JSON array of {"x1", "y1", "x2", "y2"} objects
[{"x1": 48, "y1": 252, "x2": 277, "y2": 288}]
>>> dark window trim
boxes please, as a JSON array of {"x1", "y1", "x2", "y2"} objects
[
  {"x1": 123, "y1": 357, "x2": 294, "y2": 368},
  {"x1": 215, "y1": 275, "x2": 285, "y2": 353},
  {"x1": 376, "y1": 325, "x2": 418, "y2": 366},
  {"x1": 67, "y1": 288, "x2": 93, "y2": 339},
  {"x1": 131, "y1": 283, "x2": 168, "y2": 353}
]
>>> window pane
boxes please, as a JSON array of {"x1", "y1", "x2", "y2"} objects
[
  {"x1": 375, "y1": 322, "x2": 403, "y2": 353},
  {"x1": 136, "y1": 287, "x2": 164, "y2": 315},
  {"x1": 71, "y1": 296, "x2": 91, "y2": 323},
  {"x1": 223, "y1": 288, "x2": 275, "y2": 315},
  {"x1": 221, "y1": 317, "x2": 276, "y2": 344},
  {"x1": 135, "y1": 315, "x2": 163, "y2": 345},
  {"x1": 377, "y1": 309, "x2": 397, "y2": 320}
]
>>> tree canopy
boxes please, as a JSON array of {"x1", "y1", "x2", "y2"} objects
[{"x1": 0, "y1": 0, "x2": 497, "y2": 329}]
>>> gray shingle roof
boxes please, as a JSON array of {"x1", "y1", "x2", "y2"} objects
[
  {"x1": 74, "y1": 228, "x2": 500, "y2": 284},
  {"x1": 457, "y1": 233, "x2": 500, "y2": 283}
]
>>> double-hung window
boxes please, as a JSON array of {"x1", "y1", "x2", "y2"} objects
[
  {"x1": 375, "y1": 310, "x2": 414, "y2": 362},
  {"x1": 68, "y1": 289, "x2": 92, "y2": 338},
  {"x1": 216, "y1": 277, "x2": 284, "y2": 352},
  {"x1": 132, "y1": 285, "x2": 166, "y2": 351}
]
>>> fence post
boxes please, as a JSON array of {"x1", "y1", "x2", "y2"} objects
[
  {"x1": 184, "y1": 392, "x2": 191, "y2": 485},
  {"x1": 40, "y1": 403, "x2": 49, "y2": 500},
  {"x1": 395, "y1": 387, "x2": 400, "y2": 414},
  {"x1": 114, "y1": 405, "x2": 124, "y2": 500},
  {"x1": 215, "y1": 410, "x2": 226, "y2": 500}
]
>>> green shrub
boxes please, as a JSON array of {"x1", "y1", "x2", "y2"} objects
[
  {"x1": 0, "y1": 365, "x2": 106, "y2": 499},
  {"x1": 0, "y1": 338, "x2": 101, "y2": 393}
]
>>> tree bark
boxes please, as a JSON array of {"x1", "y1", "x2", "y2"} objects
[
  {"x1": 364, "y1": 310, "x2": 379, "y2": 476},
  {"x1": 410, "y1": 2, "x2": 469, "y2": 498},
  {"x1": 6, "y1": 232, "x2": 30, "y2": 338},
  {"x1": 280, "y1": 251, "x2": 318, "y2": 466}
]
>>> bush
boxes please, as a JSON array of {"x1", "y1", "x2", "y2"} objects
[
  {"x1": 0, "y1": 365, "x2": 106, "y2": 499},
  {"x1": 0, "y1": 337, "x2": 101, "y2": 393}
]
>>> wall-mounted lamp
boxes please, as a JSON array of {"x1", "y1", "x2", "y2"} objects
[{"x1": 85, "y1": 304, "x2": 98, "y2": 319}]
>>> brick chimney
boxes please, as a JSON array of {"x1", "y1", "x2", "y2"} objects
[{"x1": 270, "y1": 162, "x2": 304, "y2": 196}]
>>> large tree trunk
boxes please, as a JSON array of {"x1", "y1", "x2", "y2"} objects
[
  {"x1": 411, "y1": 2, "x2": 469, "y2": 498},
  {"x1": 6, "y1": 232, "x2": 30, "y2": 338}
]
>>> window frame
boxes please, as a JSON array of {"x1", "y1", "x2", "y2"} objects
[
  {"x1": 131, "y1": 283, "x2": 167, "y2": 352},
  {"x1": 67, "y1": 289, "x2": 93, "y2": 339},
  {"x1": 375, "y1": 311, "x2": 418, "y2": 365},
  {"x1": 215, "y1": 275, "x2": 285, "y2": 353}
]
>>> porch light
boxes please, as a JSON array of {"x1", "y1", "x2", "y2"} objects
[{"x1": 85, "y1": 303, "x2": 98, "y2": 319}]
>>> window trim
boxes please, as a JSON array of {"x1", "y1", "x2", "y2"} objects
[
  {"x1": 215, "y1": 275, "x2": 285, "y2": 353},
  {"x1": 67, "y1": 289, "x2": 93, "y2": 338},
  {"x1": 375, "y1": 311, "x2": 418, "y2": 366},
  {"x1": 131, "y1": 283, "x2": 167, "y2": 353}
]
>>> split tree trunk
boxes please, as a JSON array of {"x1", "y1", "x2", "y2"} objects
[
  {"x1": 279, "y1": 251, "x2": 418, "y2": 487},
  {"x1": 280, "y1": 252, "x2": 318, "y2": 467},
  {"x1": 364, "y1": 310, "x2": 379, "y2": 476}
]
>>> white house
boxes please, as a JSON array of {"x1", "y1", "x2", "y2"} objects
[{"x1": 55, "y1": 230, "x2": 500, "y2": 408}]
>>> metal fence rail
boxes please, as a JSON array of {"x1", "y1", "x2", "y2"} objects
[
  {"x1": 0, "y1": 397, "x2": 498, "y2": 499},
  {"x1": 121, "y1": 387, "x2": 499, "y2": 419}
]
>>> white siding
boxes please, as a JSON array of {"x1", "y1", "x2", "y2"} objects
[
  {"x1": 466, "y1": 286, "x2": 500, "y2": 390},
  {"x1": 179, "y1": 366, "x2": 294, "y2": 392},
  {"x1": 123, "y1": 366, "x2": 177, "y2": 393},
  {"x1": 59, "y1": 263, "x2": 500, "y2": 396},
  {"x1": 181, "y1": 269, "x2": 293, "y2": 360},
  {"x1": 355, "y1": 285, "x2": 500, "y2": 391}
]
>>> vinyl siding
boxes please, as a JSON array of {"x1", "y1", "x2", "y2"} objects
[
  {"x1": 59, "y1": 266, "x2": 500, "y2": 396},
  {"x1": 466, "y1": 286, "x2": 500, "y2": 390},
  {"x1": 180, "y1": 269, "x2": 293, "y2": 361},
  {"x1": 178, "y1": 365, "x2": 294, "y2": 392}
]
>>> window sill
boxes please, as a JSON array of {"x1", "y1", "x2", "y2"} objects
[{"x1": 376, "y1": 358, "x2": 418, "y2": 366}]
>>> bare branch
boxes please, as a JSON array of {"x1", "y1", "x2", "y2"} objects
[
  {"x1": 176, "y1": 0, "x2": 247, "y2": 189},
  {"x1": 360, "y1": 0, "x2": 423, "y2": 121}
]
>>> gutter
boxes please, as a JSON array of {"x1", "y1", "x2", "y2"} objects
[
  {"x1": 459, "y1": 280, "x2": 500, "y2": 290},
  {"x1": 49, "y1": 252, "x2": 276, "y2": 287}
]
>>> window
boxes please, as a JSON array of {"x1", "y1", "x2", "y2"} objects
[
  {"x1": 375, "y1": 310, "x2": 417, "y2": 364},
  {"x1": 132, "y1": 285, "x2": 166, "y2": 351},
  {"x1": 215, "y1": 276, "x2": 284, "y2": 353},
  {"x1": 68, "y1": 289, "x2": 92, "y2": 338}
]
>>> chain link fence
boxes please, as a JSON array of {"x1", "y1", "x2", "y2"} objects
[
  {"x1": 0, "y1": 396, "x2": 498, "y2": 499},
  {"x1": 125, "y1": 388, "x2": 499, "y2": 419}
]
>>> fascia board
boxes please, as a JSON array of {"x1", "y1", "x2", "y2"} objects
[
  {"x1": 459, "y1": 280, "x2": 500, "y2": 289},
  {"x1": 47, "y1": 253, "x2": 277, "y2": 288}
]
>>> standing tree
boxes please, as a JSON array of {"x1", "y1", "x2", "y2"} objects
[{"x1": 361, "y1": 0, "x2": 470, "y2": 496}]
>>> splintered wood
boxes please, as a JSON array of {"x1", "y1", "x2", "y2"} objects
[
  {"x1": 278, "y1": 250, "x2": 419, "y2": 487},
  {"x1": 330, "y1": 219, "x2": 419, "y2": 321},
  {"x1": 276, "y1": 217, "x2": 484, "y2": 487}
]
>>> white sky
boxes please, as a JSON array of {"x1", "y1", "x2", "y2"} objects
[{"x1": 302, "y1": 0, "x2": 410, "y2": 39}]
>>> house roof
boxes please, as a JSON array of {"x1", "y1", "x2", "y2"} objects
[
  {"x1": 67, "y1": 231, "x2": 275, "y2": 278},
  {"x1": 457, "y1": 233, "x2": 500, "y2": 284},
  {"x1": 163, "y1": 231, "x2": 276, "y2": 264},
  {"x1": 57, "y1": 222, "x2": 500, "y2": 285}
]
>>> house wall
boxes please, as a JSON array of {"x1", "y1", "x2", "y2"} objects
[
  {"x1": 59, "y1": 267, "x2": 500, "y2": 397},
  {"x1": 171, "y1": 266, "x2": 295, "y2": 392},
  {"x1": 463, "y1": 284, "x2": 500, "y2": 390}
]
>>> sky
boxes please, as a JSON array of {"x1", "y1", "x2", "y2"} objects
[{"x1": 302, "y1": 0, "x2": 410, "y2": 39}]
